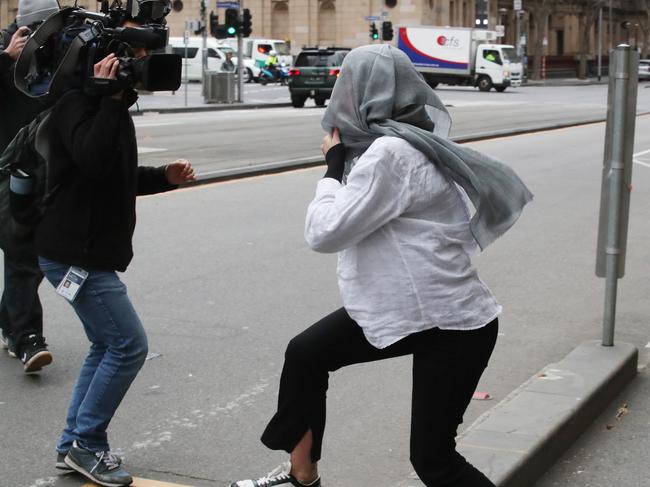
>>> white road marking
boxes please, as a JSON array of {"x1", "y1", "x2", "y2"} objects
[
  {"x1": 633, "y1": 149, "x2": 650, "y2": 168},
  {"x1": 645, "y1": 341, "x2": 650, "y2": 349},
  {"x1": 138, "y1": 147, "x2": 168, "y2": 154}
]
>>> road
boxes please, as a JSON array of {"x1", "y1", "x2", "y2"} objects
[
  {"x1": 135, "y1": 84, "x2": 650, "y2": 177},
  {"x1": 2, "y1": 116, "x2": 650, "y2": 487}
]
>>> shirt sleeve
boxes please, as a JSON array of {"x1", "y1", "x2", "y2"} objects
[
  {"x1": 136, "y1": 166, "x2": 177, "y2": 196},
  {"x1": 305, "y1": 140, "x2": 411, "y2": 253}
]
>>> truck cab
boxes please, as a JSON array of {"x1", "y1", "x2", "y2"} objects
[{"x1": 475, "y1": 44, "x2": 523, "y2": 91}]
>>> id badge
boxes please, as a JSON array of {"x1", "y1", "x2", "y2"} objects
[{"x1": 56, "y1": 267, "x2": 89, "y2": 302}]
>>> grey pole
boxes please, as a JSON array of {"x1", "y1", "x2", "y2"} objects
[
  {"x1": 598, "y1": 8, "x2": 602, "y2": 81},
  {"x1": 201, "y1": 0, "x2": 207, "y2": 93},
  {"x1": 184, "y1": 30, "x2": 189, "y2": 107},
  {"x1": 237, "y1": 0, "x2": 244, "y2": 103},
  {"x1": 602, "y1": 45, "x2": 630, "y2": 346}
]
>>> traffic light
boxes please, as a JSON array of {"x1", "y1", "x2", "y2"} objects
[
  {"x1": 240, "y1": 8, "x2": 252, "y2": 37},
  {"x1": 209, "y1": 11, "x2": 218, "y2": 36},
  {"x1": 209, "y1": 11, "x2": 229, "y2": 39},
  {"x1": 224, "y1": 8, "x2": 239, "y2": 37},
  {"x1": 370, "y1": 22, "x2": 379, "y2": 40},
  {"x1": 381, "y1": 21, "x2": 393, "y2": 41}
]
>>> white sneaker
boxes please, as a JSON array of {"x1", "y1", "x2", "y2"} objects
[{"x1": 230, "y1": 461, "x2": 320, "y2": 487}]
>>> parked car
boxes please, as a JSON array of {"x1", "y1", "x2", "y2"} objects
[
  {"x1": 288, "y1": 47, "x2": 350, "y2": 108},
  {"x1": 639, "y1": 59, "x2": 650, "y2": 81},
  {"x1": 168, "y1": 37, "x2": 256, "y2": 83}
]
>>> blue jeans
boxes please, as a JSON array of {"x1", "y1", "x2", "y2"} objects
[{"x1": 39, "y1": 257, "x2": 148, "y2": 453}]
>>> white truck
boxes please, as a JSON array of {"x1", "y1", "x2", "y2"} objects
[{"x1": 397, "y1": 26, "x2": 522, "y2": 92}]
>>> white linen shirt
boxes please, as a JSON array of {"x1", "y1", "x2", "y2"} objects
[{"x1": 305, "y1": 136, "x2": 502, "y2": 349}]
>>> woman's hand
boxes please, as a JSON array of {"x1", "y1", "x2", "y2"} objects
[
  {"x1": 321, "y1": 127, "x2": 342, "y2": 156},
  {"x1": 5, "y1": 27, "x2": 30, "y2": 60},
  {"x1": 322, "y1": 128, "x2": 346, "y2": 182},
  {"x1": 165, "y1": 159, "x2": 196, "y2": 185}
]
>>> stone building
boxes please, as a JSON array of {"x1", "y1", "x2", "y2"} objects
[{"x1": 2, "y1": 0, "x2": 648, "y2": 77}]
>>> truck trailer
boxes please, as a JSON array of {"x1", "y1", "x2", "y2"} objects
[{"x1": 397, "y1": 26, "x2": 523, "y2": 92}]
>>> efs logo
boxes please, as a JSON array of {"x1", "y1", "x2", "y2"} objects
[{"x1": 437, "y1": 35, "x2": 461, "y2": 48}]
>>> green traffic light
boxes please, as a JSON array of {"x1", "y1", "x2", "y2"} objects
[
  {"x1": 373, "y1": 33, "x2": 379, "y2": 39},
  {"x1": 227, "y1": 26, "x2": 236, "y2": 35}
]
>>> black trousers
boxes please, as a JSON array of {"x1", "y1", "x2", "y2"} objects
[
  {"x1": 0, "y1": 234, "x2": 44, "y2": 348},
  {"x1": 261, "y1": 308, "x2": 498, "y2": 487}
]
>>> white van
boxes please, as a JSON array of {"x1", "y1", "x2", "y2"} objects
[
  {"x1": 223, "y1": 38, "x2": 292, "y2": 71},
  {"x1": 168, "y1": 37, "x2": 257, "y2": 82}
]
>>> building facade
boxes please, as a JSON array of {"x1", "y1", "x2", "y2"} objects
[{"x1": 2, "y1": 0, "x2": 648, "y2": 76}]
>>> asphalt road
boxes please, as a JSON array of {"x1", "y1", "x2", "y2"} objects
[
  {"x1": 135, "y1": 84, "x2": 650, "y2": 177},
  {"x1": 2, "y1": 116, "x2": 650, "y2": 487}
]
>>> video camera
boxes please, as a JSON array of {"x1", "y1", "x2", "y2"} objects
[{"x1": 15, "y1": 0, "x2": 182, "y2": 99}]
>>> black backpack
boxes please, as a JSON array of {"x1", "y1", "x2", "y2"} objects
[{"x1": 0, "y1": 107, "x2": 55, "y2": 229}]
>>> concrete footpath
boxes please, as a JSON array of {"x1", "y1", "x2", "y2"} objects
[{"x1": 397, "y1": 341, "x2": 641, "y2": 487}]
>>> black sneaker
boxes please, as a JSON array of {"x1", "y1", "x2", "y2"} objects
[
  {"x1": 18, "y1": 334, "x2": 52, "y2": 373},
  {"x1": 56, "y1": 452, "x2": 72, "y2": 471},
  {"x1": 1, "y1": 328, "x2": 17, "y2": 357},
  {"x1": 230, "y1": 462, "x2": 321, "y2": 487},
  {"x1": 57, "y1": 450, "x2": 122, "y2": 472},
  {"x1": 64, "y1": 441, "x2": 132, "y2": 487}
]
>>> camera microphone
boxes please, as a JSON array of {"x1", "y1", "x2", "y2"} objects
[{"x1": 107, "y1": 26, "x2": 167, "y2": 49}]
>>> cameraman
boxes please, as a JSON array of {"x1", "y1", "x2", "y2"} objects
[
  {"x1": 0, "y1": 0, "x2": 60, "y2": 372},
  {"x1": 36, "y1": 12, "x2": 196, "y2": 487}
]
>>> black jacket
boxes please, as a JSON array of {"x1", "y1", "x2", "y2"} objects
[
  {"x1": 35, "y1": 89, "x2": 176, "y2": 271},
  {"x1": 0, "y1": 24, "x2": 48, "y2": 153}
]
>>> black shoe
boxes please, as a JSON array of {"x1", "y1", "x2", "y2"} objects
[
  {"x1": 64, "y1": 441, "x2": 132, "y2": 487},
  {"x1": 56, "y1": 452, "x2": 72, "y2": 471},
  {"x1": 1, "y1": 328, "x2": 17, "y2": 357},
  {"x1": 18, "y1": 334, "x2": 52, "y2": 373},
  {"x1": 57, "y1": 449, "x2": 122, "y2": 472},
  {"x1": 230, "y1": 462, "x2": 321, "y2": 487}
]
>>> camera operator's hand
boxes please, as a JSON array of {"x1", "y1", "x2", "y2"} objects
[
  {"x1": 94, "y1": 53, "x2": 124, "y2": 100},
  {"x1": 5, "y1": 26, "x2": 30, "y2": 60},
  {"x1": 165, "y1": 160, "x2": 196, "y2": 185}
]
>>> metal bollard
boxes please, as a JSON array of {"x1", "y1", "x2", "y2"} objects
[{"x1": 595, "y1": 45, "x2": 639, "y2": 346}]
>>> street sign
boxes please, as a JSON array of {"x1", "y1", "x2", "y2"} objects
[
  {"x1": 364, "y1": 15, "x2": 380, "y2": 21},
  {"x1": 217, "y1": 2, "x2": 240, "y2": 8},
  {"x1": 495, "y1": 25, "x2": 505, "y2": 37},
  {"x1": 514, "y1": 0, "x2": 522, "y2": 10},
  {"x1": 183, "y1": 30, "x2": 189, "y2": 44}
]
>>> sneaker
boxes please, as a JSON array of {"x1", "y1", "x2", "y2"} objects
[
  {"x1": 57, "y1": 450, "x2": 122, "y2": 472},
  {"x1": 64, "y1": 441, "x2": 132, "y2": 487},
  {"x1": 230, "y1": 461, "x2": 321, "y2": 487},
  {"x1": 56, "y1": 452, "x2": 72, "y2": 471},
  {"x1": 1, "y1": 328, "x2": 17, "y2": 357},
  {"x1": 18, "y1": 334, "x2": 52, "y2": 373}
]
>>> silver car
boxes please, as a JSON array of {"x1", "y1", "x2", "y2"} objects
[{"x1": 639, "y1": 59, "x2": 650, "y2": 81}]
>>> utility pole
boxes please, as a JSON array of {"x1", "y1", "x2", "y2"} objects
[{"x1": 237, "y1": 0, "x2": 244, "y2": 103}]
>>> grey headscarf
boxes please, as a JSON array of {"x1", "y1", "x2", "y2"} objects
[{"x1": 322, "y1": 44, "x2": 533, "y2": 250}]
